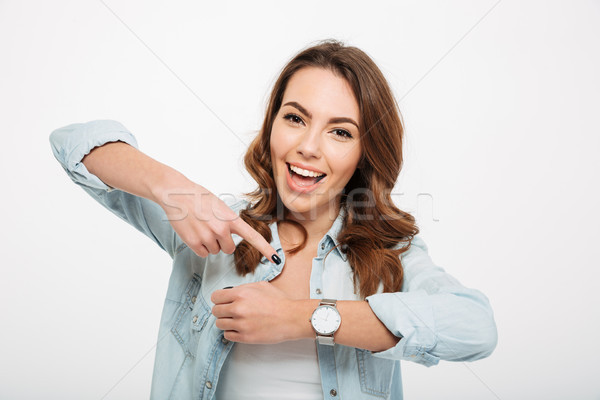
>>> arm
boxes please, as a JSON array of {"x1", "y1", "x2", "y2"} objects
[
  {"x1": 50, "y1": 119, "x2": 279, "y2": 261},
  {"x1": 81, "y1": 139, "x2": 189, "y2": 205},
  {"x1": 49, "y1": 120, "x2": 188, "y2": 258},
  {"x1": 292, "y1": 299, "x2": 401, "y2": 352},
  {"x1": 293, "y1": 235, "x2": 498, "y2": 367}
]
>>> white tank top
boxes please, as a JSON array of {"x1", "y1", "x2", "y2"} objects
[{"x1": 214, "y1": 338, "x2": 323, "y2": 399}]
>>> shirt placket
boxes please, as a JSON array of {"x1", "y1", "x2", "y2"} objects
[
  {"x1": 202, "y1": 245, "x2": 285, "y2": 400},
  {"x1": 312, "y1": 237, "x2": 341, "y2": 399},
  {"x1": 201, "y1": 331, "x2": 233, "y2": 400}
]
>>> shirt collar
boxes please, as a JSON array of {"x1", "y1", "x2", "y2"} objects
[
  {"x1": 262, "y1": 205, "x2": 348, "y2": 264},
  {"x1": 323, "y1": 205, "x2": 348, "y2": 261}
]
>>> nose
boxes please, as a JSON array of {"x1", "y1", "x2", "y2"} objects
[{"x1": 296, "y1": 127, "x2": 321, "y2": 159}]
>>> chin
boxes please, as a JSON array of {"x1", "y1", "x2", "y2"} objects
[
  {"x1": 273, "y1": 164, "x2": 344, "y2": 220},
  {"x1": 278, "y1": 193, "x2": 316, "y2": 214},
  {"x1": 278, "y1": 191, "x2": 340, "y2": 221}
]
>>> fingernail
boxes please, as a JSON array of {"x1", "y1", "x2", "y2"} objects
[
  {"x1": 271, "y1": 254, "x2": 281, "y2": 265},
  {"x1": 222, "y1": 286, "x2": 234, "y2": 289}
]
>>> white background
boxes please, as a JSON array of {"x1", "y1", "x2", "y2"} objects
[{"x1": 1, "y1": 0, "x2": 599, "y2": 399}]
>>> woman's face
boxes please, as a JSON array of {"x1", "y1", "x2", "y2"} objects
[{"x1": 270, "y1": 66, "x2": 362, "y2": 219}]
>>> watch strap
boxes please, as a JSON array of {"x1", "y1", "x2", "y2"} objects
[{"x1": 320, "y1": 298, "x2": 337, "y2": 307}]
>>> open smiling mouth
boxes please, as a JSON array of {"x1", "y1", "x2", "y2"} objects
[{"x1": 286, "y1": 163, "x2": 327, "y2": 189}]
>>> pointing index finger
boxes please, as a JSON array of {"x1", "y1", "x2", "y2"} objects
[{"x1": 230, "y1": 217, "x2": 281, "y2": 265}]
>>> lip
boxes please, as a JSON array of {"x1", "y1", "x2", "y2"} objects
[
  {"x1": 285, "y1": 162, "x2": 326, "y2": 194},
  {"x1": 286, "y1": 161, "x2": 326, "y2": 175}
]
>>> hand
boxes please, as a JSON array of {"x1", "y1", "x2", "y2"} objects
[
  {"x1": 211, "y1": 281, "x2": 298, "y2": 344},
  {"x1": 154, "y1": 180, "x2": 279, "y2": 262}
]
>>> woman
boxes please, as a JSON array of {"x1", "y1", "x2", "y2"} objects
[{"x1": 50, "y1": 40, "x2": 497, "y2": 399}]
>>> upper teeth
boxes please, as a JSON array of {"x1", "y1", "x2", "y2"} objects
[{"x1": 289, "y1": 164, "x2": 325, "y2": 178}]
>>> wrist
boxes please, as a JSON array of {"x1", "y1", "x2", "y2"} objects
[
  {"x1": 291, "y1": 299, "x2": 321, "y2": 340},
  {"x1": 150, "y1": 168, "x2": 197, "y2": 206}
]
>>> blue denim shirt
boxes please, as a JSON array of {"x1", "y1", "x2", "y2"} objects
[{"x1": 50, "y1": 120, "x2": 497, "y2": 400}]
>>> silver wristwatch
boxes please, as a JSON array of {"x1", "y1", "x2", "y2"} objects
[{"x1": 310, "y1": 298, "x2": 341, "y2": 346}]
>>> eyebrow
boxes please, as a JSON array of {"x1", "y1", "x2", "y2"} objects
[{"x1": 282, "y1": 101, "x2": 360, "y2": 130}]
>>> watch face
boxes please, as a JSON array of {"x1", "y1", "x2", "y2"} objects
[{"x1": 311, "y1": 305, "x2": 341, "y2": 335}]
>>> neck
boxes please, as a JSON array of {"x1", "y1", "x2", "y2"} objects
[{"x1": 280, "y1": 201, "x2": 341, "y2": 244}]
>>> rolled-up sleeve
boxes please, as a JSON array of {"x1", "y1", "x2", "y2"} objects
[
  {"x1": 365, "y1": 235, "x2": 498, "y2": 367},
  {"x1": 49, "y1": 119, "x2": 184, "y2": 259}
]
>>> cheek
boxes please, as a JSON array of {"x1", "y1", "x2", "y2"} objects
[
  {"x1": 270, "y1": 126, "x2": 294, "y2": 159},
  {"x1": 340, "y1": 164, "x2": 358, "y2": 182},
  {"x1": 330, "y1": 148, "x2": 361, "y2": 180},
  {"x1": 269, "y1": 127, "x2": 282, "y2": 159}
]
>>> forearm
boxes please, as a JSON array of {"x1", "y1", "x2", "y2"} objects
[
  {"x1": 292, "y1": 299, "x2": 400, "y2": 352},
  {"x1": 81, "y1": 141, "x2": 191, "y2": 204}
]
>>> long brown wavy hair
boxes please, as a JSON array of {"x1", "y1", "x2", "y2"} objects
[{"x1": 233, "y1": 39, "x2": 419, "y2": 299}]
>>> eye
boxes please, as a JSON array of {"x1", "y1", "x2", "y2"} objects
[
  {"x1": 283, "y1": 113, "x2": 353, "y2": 139},
  {"x1": 283, "y1": 113, "x2": 304, "y2": 125},
  {"x1": 332, "y1": 129, "x2": 353, "y2": 139}
]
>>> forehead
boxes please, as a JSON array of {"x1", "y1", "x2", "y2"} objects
[{"x1": 282, "y1": 67, "x2": 360, "y2": 121}]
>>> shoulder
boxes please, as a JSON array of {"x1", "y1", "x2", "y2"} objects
[
  {"x1": 393, "y1": 234, "x2": 429, "y2": 256},
  {"x1": 407, "y1": 234, "x2": 428, "y2": 253},
  {"x1": 224, "y1": 198, "x2": 252, "y2": 247},
  {"x1": 395, "y1": 234, "x2": 439, "y2": 279},
  {"x1": 224, "y1": 197, "x2": 250, "y2": 214}
]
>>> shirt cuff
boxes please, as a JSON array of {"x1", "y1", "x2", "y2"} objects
[
  {"x1": 365, "y1": 291, "x2": 440, "y2": 367},
  {"x1": 51, "y1": 119, "x2": 139, "y2": 192}
]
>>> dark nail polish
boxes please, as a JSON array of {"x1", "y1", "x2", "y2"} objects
[
  {"x1": 222, "y1": 286, "x2": 234, "y2": 289},
  {"x1": 271, "y1": 254, "x2": 281, "y2": 265}
]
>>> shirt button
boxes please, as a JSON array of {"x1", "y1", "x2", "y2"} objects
[
  {"x1": 192, "y1": 315, "x2": 198, "y2": 323},
  {"x1": 191, "y1": 296, "x2": 197, "y2": 304},
  {"x1": 321, "y1": 243, "x2": 326, "y2": 250},
  {"x1": 221, "y1": 337, "x2": 230, "y2": 345},
  {"x1": 316, "y1": 288, "x2": 322, "y2": 295},
  {"x1": 205, "y1": 381, "x2": 213, "y2": 389},
  {"x1": 330, "y1": 388, "x2": 337, "y2": 396}
]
